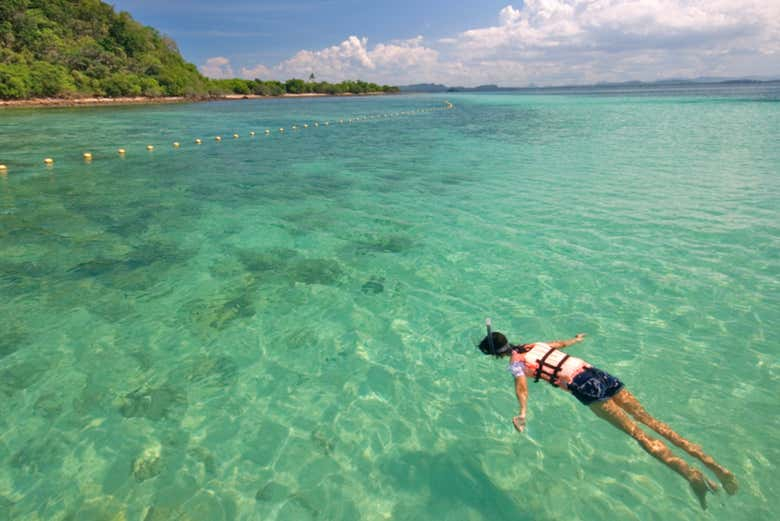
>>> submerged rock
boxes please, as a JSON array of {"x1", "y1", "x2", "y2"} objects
[
  {"x1": 10, "y1": 436, "x2": 65, "y2": 474},
  {"x1": 310, "y1": 430, "x2": 336, "y2": 455},
  {"x1": 237, "y1": 248, "x2": 298, "y2": 275},
  {"x1": 0, "y1": 323, "x2": 26, "y2": 359},
  {"x1": 132, "y1": 444, "x2": 163, "y2": 482},
  {"x1": 0, "y1": 260, "x2": 52, "y2": 296},
  {"x1": 143, "y1": 506, "x2": 180, "y2": 521},
  {"x1": 33, "y1": 392, "x2": 65, "y2": 418},
  {"x1": 67, "y1": 240, "x2": 194, "y2": 291},
  {"x1": 352, "y1": 233, "x2": 415, "y2": 255},
  {"x1": 183, "y1": 355, "x2": 239, "y2": 388},
  {"x1": 118, "y1": 385, "x2": 187, "y2": 420},
  {"x1": 277, "y1": 495, "x2": 319, "y2": 521},
  {"x1": 64, "y1": 496, "x2": 128, "y2": 521},
  {"x1": 361, "y1": 276, "x2": 385, "y2": 295},
  {"x1": 0, "y1": 359, "x2": 49, "y2": 397},
  {"x1": 183, "y1": 292, "x2": 256, "y2": 331},
  {"x1": 0, "y1": 496, "x2": 14, "y2": 519},
  {"x1": 187, "y1": 445, "x2": 217, "y2": 476},
  {"x1": 237, "y1": 248, "x2": 344, "y2": 286},
  {"x1": 255, "y1": 481, "x2": 289, "y2": 502},
  {"x1": 68, "y1": 258, "x2": 122, "y2": 278},
  {"x1": 289, "y1": 258, "x2": 344, "y2": 285},
  {"x1": 213, "y1": 294, "x2": 256, "y2": 329}
]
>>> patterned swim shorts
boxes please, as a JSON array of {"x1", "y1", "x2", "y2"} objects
[{"x1": 568, "y1": 366, "x2": 624, "y2": 406}]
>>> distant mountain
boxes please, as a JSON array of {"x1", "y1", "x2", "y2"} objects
[
  {"x1": 401, "y1": 77, "x2": 780, "y2": 93},
  {"x1": 593, "y1": 77, "x2": 776, "y2": 87},
  {"x1": 399, "y1": 83, "x2": 449, "y2": 93},
  {"x1": 447, "y1": 84, "x2": 500, "y2": 92}
]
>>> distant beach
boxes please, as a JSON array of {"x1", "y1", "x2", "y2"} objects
[{"x1": 0, "y1": 91, "x2": 393, "y2": 109}]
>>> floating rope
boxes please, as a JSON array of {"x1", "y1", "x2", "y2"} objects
[{"x1": 0, "y1": 102, "x2": 454, "y2": 174}]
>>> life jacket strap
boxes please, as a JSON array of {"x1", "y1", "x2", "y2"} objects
[
  {"x1": 534, "y1": 348, "x2": 556, "y2": 383},
  {"x1": 533, "y1": 348, "x2": 570, "y2": 388},
  {"x1": 548, "y1": 354, "x2": 570, "y2": 388}
]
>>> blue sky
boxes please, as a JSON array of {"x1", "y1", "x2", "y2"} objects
[
  {"x1": 110, "y1": 1, "x2": 780, "y2": 86},
  {"x1": 110, "y1": 1, "x2": 510, "y2": 67}
]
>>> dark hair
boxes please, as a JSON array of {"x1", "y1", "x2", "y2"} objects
[{"x1": 478, "y1": 331, "x2": 509, "y2": 357}]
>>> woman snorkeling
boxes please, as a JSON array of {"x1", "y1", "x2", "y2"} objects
[{"x1": 478, "y1": 319, "x2": 737, "y2": 509}]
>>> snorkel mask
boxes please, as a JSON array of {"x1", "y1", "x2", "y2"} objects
[{"x1": 484, "y1": 318, "x2": 514, "y2": 356}]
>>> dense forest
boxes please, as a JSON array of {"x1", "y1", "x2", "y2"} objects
[{"x1": 0, "y1": 0, "x2": 398, "y2": 100}]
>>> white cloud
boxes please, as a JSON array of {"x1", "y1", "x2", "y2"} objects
[
  {"x1": 199, "y1": 56, "x2": 234, "y2": 79},
  {"x1": 228, "y1": 35, "x2": 449, "y2": 85},
  {"x1": 448, "y1": 1, "x2": 780, "y2": 84},
  {"x1": 454, "y1": 2, "x2": 780, "y2": 69},
  {"x1": 498, "y1": 5, "x2": 522, "y2": 26},
  {"x1": 280, "y1": 36, "x2": 376, "y2": 78},
  {"x1": 215, "y1": 2, "x2": 780, "y2": 86},
  {"x1": 239, "y1": 63, "x2": 274, "y2": 79}
]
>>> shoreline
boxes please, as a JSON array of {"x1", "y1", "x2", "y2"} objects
[{"x1": 0, "y1": 91, "x2": 393, "y2": 109}]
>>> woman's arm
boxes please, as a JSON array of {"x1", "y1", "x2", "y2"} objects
[
  {"x1": 513, "y1": 376, "x2": 528, "y2": 432},
  {"x1": 547, "y1": 333, "x2": 586, "y2": 350}
]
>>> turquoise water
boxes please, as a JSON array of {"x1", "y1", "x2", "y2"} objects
[{"x1": 1, "y1": 85, "x2": 778, "y2": 520}]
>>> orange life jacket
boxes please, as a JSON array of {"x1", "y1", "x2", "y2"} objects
[{"x1": 523, "y1": 343, "x2": 587, "y2": 387}]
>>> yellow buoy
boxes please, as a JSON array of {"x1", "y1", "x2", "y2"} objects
[
  {"x1": 292, "y1": 125, "x2": 297, "y2": 130},
  {"x1": 279, "y1": 128, "x2": 285, "y2": 132},
  {"x1": 233, "y1": 134, "x2": 239, "y2": 139},
  {"x1": 146, "y1": 145, "x2": 154, "y2": 151},
  {"x1": 83, "y1": 152, "x2": 93, "y2": 161},
  {"x1": 118, "y1": 148, "x2": 126, "y2": 155},
  {"x1": 303, "y1": 123, "x2": 308, "y2": 128},
  {"x1": 250, "y1": 131, "x2": 256, "y2": 136},
  {"x1": 195, "y1": 139, "x2": 202, "y2": 145},
  {"x1": 215, "y1": 136, "x2": 222, "y2": 142},
  {"x1": 265, "y1": 129, "x2": 270, "y2": 134},
  {"x1": 173, "y1": 142, "x2": 180, "y2": 148},
  {"x1": 44, "y1": 158, "x2": 54, "y2": 165},
  {"x1": 0, "y1": 164, "x2": 8, "y2": 172},
  {"x1": 314, "y1": 122, "x2": 319, "y2": 127}
]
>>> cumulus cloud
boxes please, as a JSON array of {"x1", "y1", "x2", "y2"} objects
[
  {"x1": 272, "y1": 36, "x2": 444, "y2": 84},
  {"x1": 213, "y1": 2, "x2": 780, "y2": 86},
  {"x1": 450, "y1": 1, "x2": 780, "y2": 84},
  {"x1": 199, "y1": 56, "x2": 234, "y2": 79},
  {"x1": 221, "y1": 35, "x2": 449, "y2": 85},
  {"x1": 239, "y1": 63, "x2": 274, "y2": 79},
  {"x1": 459, "y1": 0, "x2": 776, "y2": 55}
]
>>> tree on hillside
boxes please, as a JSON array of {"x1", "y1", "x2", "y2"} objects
[
  {"x1": 285, "y1": 78, "x2": 306, "y2": 94},
  {"x1": 0, "y1": 0, "x2": 210, "y2": 98}
]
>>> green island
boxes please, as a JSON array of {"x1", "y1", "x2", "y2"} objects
[{"x1": 0, "y1": 0, "x2": 399, "y2": 101}]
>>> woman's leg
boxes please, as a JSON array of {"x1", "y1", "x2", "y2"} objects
[
  {"x1": 612, "y1": 389, "x2": 738, "y2": 495},
  {"x1": 590, "y1": 398, "x2": 715, "y2": 509}
]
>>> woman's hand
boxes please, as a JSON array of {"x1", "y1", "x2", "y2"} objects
[
  {"x1": 513, "y1": 415, "x2": 526, "y2": 433},
  {"x1": 574, "y1": 333, "x2": 586, "y2": 342}
]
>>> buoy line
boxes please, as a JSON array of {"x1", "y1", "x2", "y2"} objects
[{"x1": 0, "y1": 102, "x2": 454, "y2": 174}]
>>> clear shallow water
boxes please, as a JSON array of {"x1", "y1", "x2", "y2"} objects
[{"x1": 0, "y1": 86, "x2": 778, "y2": 520}]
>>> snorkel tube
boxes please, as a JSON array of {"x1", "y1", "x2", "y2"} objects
[
  {"x1": 484, "y1": 318, "x2": 515, "y2": 356},
  {"x1": 485, "y1": 318, "x2": 496, "y2": 356}
]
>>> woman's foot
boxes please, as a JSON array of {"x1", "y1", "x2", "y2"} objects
[
  {"x1": 690, "y1": 472, "x2": 718, "y2": 510},
  {"x1": 716, "y1": 469, "x2": 738, "y2": 495}
]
